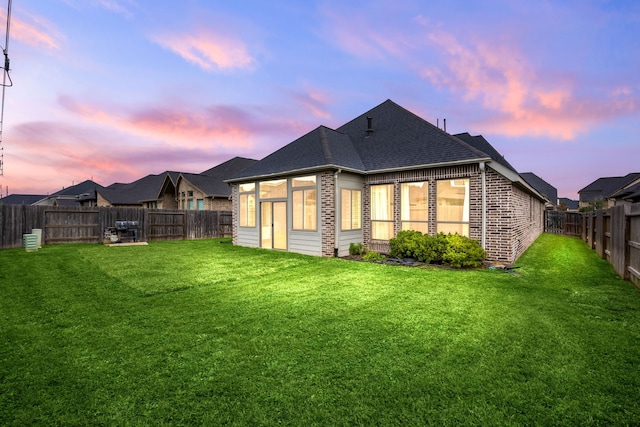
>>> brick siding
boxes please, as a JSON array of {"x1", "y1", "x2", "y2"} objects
[{"x1": 320, "y1": 171, "x2": 335, "y2": 257}]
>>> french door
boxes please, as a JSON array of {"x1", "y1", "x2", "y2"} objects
[{"x1": 261, "y1": 201, "x2": 287, "y2": 250}]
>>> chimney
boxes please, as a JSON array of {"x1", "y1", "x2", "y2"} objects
[
  {"x1": 444, "y1": 118, "x2": 447, "y2": 133},
  {"x1": 366, "y1": 116, "x2": 373, "y2": 136}
]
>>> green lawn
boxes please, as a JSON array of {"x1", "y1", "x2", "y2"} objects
[{"x1": 1, "y1": 234, "x2": 639, "y2": 426}]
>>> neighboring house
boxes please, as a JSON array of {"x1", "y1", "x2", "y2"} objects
[
  {"x1": 0, "y1": 180, "x2": 104, "y2": 206},
  {"x1": 609, "y1": 176, "x2": 640, "y2": 204},
  {"x1": 97, "y1": 172, "x2": 180, "y2": 208},
  {"x1": 226, "y1": 100, "x2": 546, "y2": 263},
  {"x1": 558, "y1": 197, "x2": 579, "y2": 211},
  {"x1": 176, "y1": 157, "x2": 257, "y2": 210},
  {"x1": 578, "y1": 173, "x2": 640, "y2": 209},
  {"x1": 520, "y1": 172, "x2": 558, "y2": 209}
]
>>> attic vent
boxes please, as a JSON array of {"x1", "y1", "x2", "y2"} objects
[{"x1": 366, "y1": 116, "x2": 373, "y2": 136}]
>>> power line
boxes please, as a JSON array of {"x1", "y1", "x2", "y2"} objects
[{"x1": 0, "y1": 0, "x2": 12, "y2": 177}]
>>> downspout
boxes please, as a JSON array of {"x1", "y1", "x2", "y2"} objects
[
  {"x1": 479, "y1": 162, "x2": 487, "y2": 250},
  {"x1": 334, "y1": 169, "x2": 342, "y2": 257}
]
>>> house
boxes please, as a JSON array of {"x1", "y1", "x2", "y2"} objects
[
  {"x1": 226, "y1": 100, "x2": 546, "y2": 263},
  {"x1": 520, "y1": 172, "x2": 558, "y2": 209},
  {"x1": 578, "y1": 173, "x2": 640, "y2": 210},
  {"x1": 609, "y1": 176, "x2": 640, "y2": 205},
  {"x1": 97, "y1": 172, "x2": 180, "y2": 208},
  {"x1": 175, "y1": 157, "x2": 257, "y2": 210},
  {"x1": 0, "y1": 180, "x2": 105, "y2": 207},
  {"x1": 558, "y1": 197, "x2": 579, "y2": 211}
]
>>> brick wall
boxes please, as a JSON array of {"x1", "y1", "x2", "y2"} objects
[
  {"x1": 320, "y1": 171, "x2": 335, "y2": 257},
  {"x1": 363, "y1": 164, "x2": 544, "y2": 263}
]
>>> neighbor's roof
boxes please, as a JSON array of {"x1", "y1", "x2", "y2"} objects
[
  {"x1": 0, "y1": 194, "x2": 47, "y2": 205},
  {"x1": 578, "y1": 173, "x2": 640, "y2": 202},
  {"x1": 100, "y1": 172, "x2": 178, "y2": 205},
  {"x1": 229, "y1": 99, "x2": 491, "y2": 181},
  {"x1": 520, "y1": 172, "x2": 558, "y2": 203},
  {"x1": 179, "y1": 156, "x2": 259, "y2": 197}
]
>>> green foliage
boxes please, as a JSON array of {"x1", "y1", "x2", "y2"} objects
[
  {"x1": 362, "y1": 250, "x2": 385, "y2": 262},
  {"x1": 349, "y1": 242, "x2": 366, "y2": 256},
  {"x1": 442, "y1": 233, "x2": 486, "y2": 268},
  {"x1": 390, "y1": 231, "x2": 485, "y2": 267}
]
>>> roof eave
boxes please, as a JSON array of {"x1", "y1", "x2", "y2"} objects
[{"x1": 224, "y1": 164, "x2": 365, "y2": 183}]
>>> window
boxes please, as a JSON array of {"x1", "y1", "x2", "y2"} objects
[
  {"x1": 197, "y1": 199, "x2": 204, "y2": 210},
  {"x1": 259, "y1": 179, "x2": 287, "y2": 199},
  {"x1": 187, "y1": 199, "x2": 194, "y2": 210},
  {"x1": 187, "y1": 190, "x2": 193, "y2": 197},
  {"x1": 341, "y1": 188, "x2": 361, "y2": 230},
  {"x1": 370, "y1": 184, "x2": 394, "y2": 240},
  {"x1": 401, "y1": 182, "x2": 428, "y2": 233},
  {"x1": 437, "y1": 179, "x2": 470, "y2": 236},
  {"x1": 292, "y1": 176, "x2": 316, "y2": 230},
  {"x1": 239, "y1": 183, "x2": 256, "y2": 227}
]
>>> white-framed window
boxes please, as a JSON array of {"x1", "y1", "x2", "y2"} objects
[
  {"x1": 437, "y1": 178, "x2": 470, "y2": 236},
  {"x1": 341, "y1": 188, "x2": 361, "y2": 231},
  {"x1": 370, "y1": 184, "x2": 394, "y2": 240},
  {"x1": 401, "y1": 181, "x2": 428, "y2": 233},
  {"x1": 239, "y1": 182, "x2": 256, "y2": 227},
  {"x1": 259, "y1": 179, "x2": 287, "y2": 199},
  {"x1": 292, "y1": 175, "x2": 317, "y2": 231}
]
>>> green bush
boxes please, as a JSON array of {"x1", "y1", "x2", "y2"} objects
[
  {"x1": 349, "y1": 242, "x2": 366, "y2": 256},
  {"x1": 389, "y1": 231, "x2": 485, "y2": 268},
  {"x1": 442, "y1": 233, "x2": 486, "y2": 268}
]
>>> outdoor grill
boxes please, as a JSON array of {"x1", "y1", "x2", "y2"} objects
[{"x1": 104, "y1": 220, "x2": 139, "y2": 243}]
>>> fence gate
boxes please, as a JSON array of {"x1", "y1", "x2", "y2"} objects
[{"x1": 545, "y1": 211, "x2": 583, "y2": 237}]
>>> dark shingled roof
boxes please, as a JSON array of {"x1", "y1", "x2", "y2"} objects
[
  {"x1": 520, "y1": 172, "x2": 557, "y2": 203},
  {"x1": 578, "y1": 173, "x2": 640, "y2": 202},
  {"x1": 100, "y1": 172, "x2": 178, "y2": 205},
  {"x1": 229, "y1": 100, "x2": 491, "y2": 181},
  {"x1": 454, "y1": 133, "x2": 517, "y2": 173},
  {"x1": 180, "y1": 156, "x2": 259, "y2": 197},
  {"x1": 0, "y1": 194, "x2": 47, "y2": 205}
]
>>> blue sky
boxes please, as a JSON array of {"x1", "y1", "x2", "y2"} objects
[{"x1": 1, "y1": 0, "x2": 639, "y2": 199}]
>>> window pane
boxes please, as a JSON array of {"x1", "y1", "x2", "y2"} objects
[
  {"x1": 437, "y1": 179, "x2": 469, "y2": 222},
  {"x1": 437, "y1": 223, "x2": 469, "y2": 236},
  {"x1": 247, "y1": 194, "x2": 255, "y2": 227},
  {"x1": 292, "y1": 175, "x2": 316, "y2": 187},
  {"x1": 260, "y1": 179, "x2": 287, "y2": 199},
  {"x1": 371, "y1": 184, "x2": 393, "y2": 220},
  {"x1": 239, "y1": 183, "x2": 255, "y2": 192},
  {"x1": 401, "y1": 182, "x2": 428, "y2": 221},
  {"x1": 341, "y1": 189, "x2": 351, "y2": 230},
  {"x1": 197, "y1": 199, "x2": 204, "y2": 210},
  {"x1": 402, "y1": 221, "x2": 428, "y2": 233},
  {"x1": 305, "y1": 189, "x2": 316, "y2": 229},
  {"x1": 293, "y1": 191, "x2": 303, "y2": 229},
  {"x1": 372, "y1": 221, "x2": 393, "y2": 240},
  {"x1": 352, "y1": 190, "x2": 361, "y2": 229}
]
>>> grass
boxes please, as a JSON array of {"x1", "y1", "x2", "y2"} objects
[{"x1": 1, "y1": 233, "x2": 639, "y2": 425}]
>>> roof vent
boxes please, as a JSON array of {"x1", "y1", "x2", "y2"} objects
[{"x1": 366, "y1": 116, "x2": 373, "y2": 136}]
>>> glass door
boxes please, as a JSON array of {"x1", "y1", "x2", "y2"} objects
[{"x1": 261, "y1": 201, "x2": 287, "y2": 250}]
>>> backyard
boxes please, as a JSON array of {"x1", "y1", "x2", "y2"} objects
[{"x1": 1, "y1": 234, "x2": 639, "y2": 425}]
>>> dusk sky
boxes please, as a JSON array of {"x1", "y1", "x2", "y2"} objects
[{"x1": 1, "y1": 0, "x2": 638, "y2": 199}]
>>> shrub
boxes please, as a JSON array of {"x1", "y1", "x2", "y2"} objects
[
  {"x1": 389, "y1": 231, "x2": 448, "y2": 264},
  {"x1": 362, "y1": 251, "x2": 385, "y2": 263},
  {"x1": 442, "y1": 233, "x2": 486, "y2": 268},
  {"x1": 389, "y1": 230, "x2": 424, "y2": 259},
  {"x1": 349, "y1": 242, "x2": 366, "y2": 256}
]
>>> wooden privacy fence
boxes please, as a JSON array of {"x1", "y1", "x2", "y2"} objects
[
  {"x1": 0, "y1": 205, "x2": 232, "y2": 249},
  {"x1": 547, "y1": 204, "x2": 640, "y2": 289}
]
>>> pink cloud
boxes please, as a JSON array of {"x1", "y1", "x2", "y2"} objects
[
  {"x1": 6, "y1": 10, "x2": 63, "y2": 50},
  {"x1": 420, "y1": 29, "x2": 640, "y2": 140},
  {"x1": 150, "y1": 29, "x2": 255, "y2": 71},
  {"x1": 291, "y1": 88, "x2": 332, "y2": 120}
]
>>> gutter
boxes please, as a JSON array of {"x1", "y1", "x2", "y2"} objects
[{"x1": 479, "y1": 161, "x2": 487, "y2": 249}]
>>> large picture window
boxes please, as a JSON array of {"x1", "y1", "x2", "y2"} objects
[
  {"x1": 292, "y1": 176, "x2": 317, "y2": 230},
  {"x1": 259, "y1": 179, "x2": 287, "y2": 199},
  {"x1": 341, "y1": 189, "x2": 361, "y2": 231},
  {"x1": 239, "y1": 183, "x2": 256, "y2": 227},
  {"x1": 370, "y1": 184, "x2": 394, "y2": 240},
  {"x1": 437, "y1": 179, "x2": 470, "y2": 236},
  {"x1": 401, "y1": 182, "x2": 428, "y2": 233}
]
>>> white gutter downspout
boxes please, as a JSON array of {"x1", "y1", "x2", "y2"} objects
[
  {"x1": 334, "y1": 169, "x2": 342, "y2": 257},
  {"x1": 479, "y1": 162, "x2": 487, "y2": 250}
]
